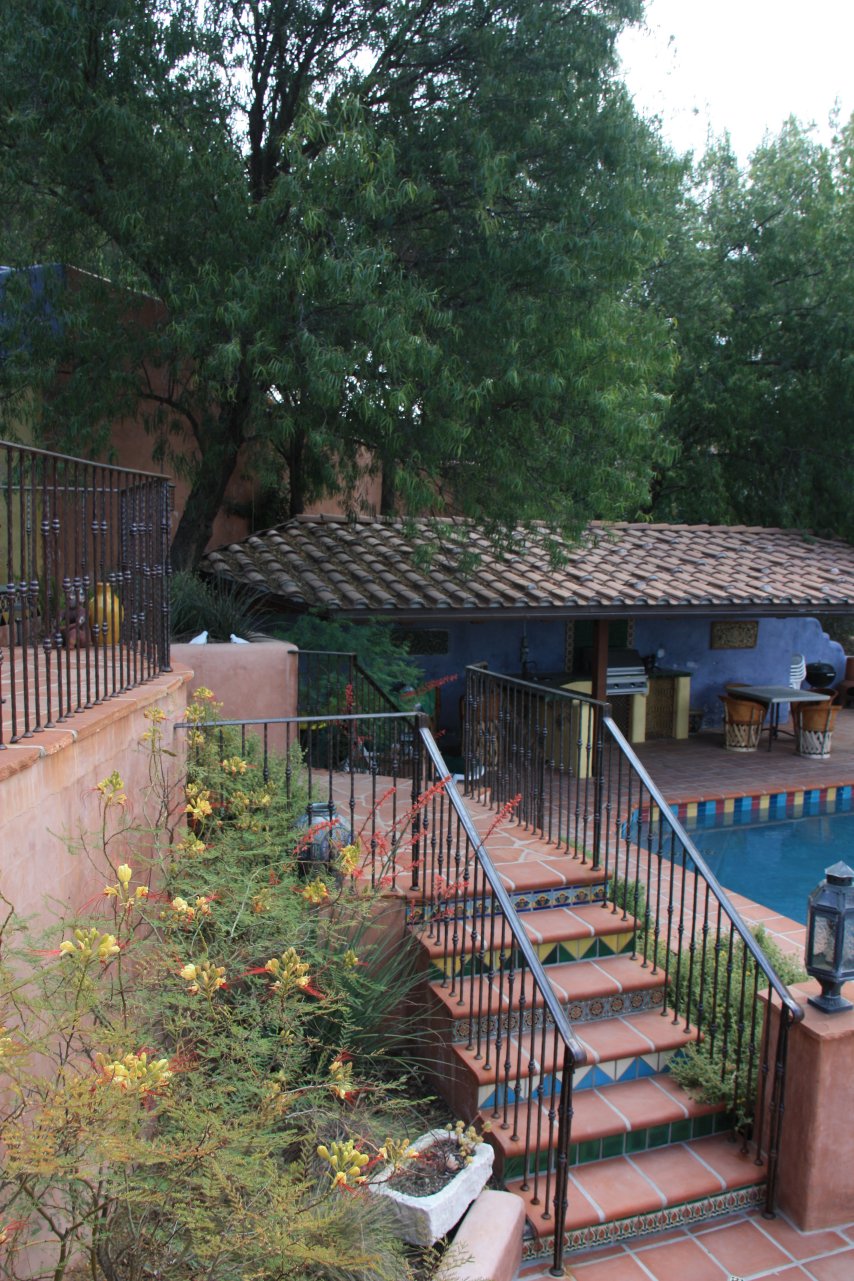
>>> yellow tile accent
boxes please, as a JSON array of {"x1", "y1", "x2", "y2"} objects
[
  {"x1": 686, "y1": 803, "x2": 698, "y2": 821},
  {"x1": 607, "y1": 932, "x2": 635, "y2": 954},
  {"x1": 723, "y1": 798, "x2": 735, "y2": 816},
  {"x1": 759, "y1": 795, "x2": 770, "y2": 814},
  {"x1": 827, "y1": 787, "x2": 837, "y2": 803},
  {"x1": 562, "y1": 938, "x2": 589, "y2": 960}
]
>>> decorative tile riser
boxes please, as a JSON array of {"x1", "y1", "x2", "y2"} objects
[
  {"x1": 425, "y1": 931, "x2": 636, "y2": 980},
  {"x1": 521, "y1": 1183, "x2": 766, "y2": 1259},
  {"x1": 477, "y1": 1046, "x2": 682, "y2": 1109},
  {"x1": 447, "y1": 985, "x2": 665, "y2": 1042},
  {"x1": 406, "y1": 881, "x2": 607, "y2": 926},
  {"x1": 501, "y1": 1111, "x2": 731, "y2": 1181}
]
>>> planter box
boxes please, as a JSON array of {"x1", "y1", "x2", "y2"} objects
[{"x1": 369, "y1": 1130, "x2": 494, "y2": 1246}]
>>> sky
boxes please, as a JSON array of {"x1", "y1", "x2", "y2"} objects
[{"x1": 618, "y1": 0, "x2": 854, "y2": 163}]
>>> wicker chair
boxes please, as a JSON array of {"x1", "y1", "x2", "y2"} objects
[
  {"x1": 719, "y1": 694, "x2": 765, "y2": 753},
  {"x1": 792, "y1": 700, "x2": 840, "y2": 759}
]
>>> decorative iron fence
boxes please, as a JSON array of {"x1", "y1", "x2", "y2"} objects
[
  {"x1": 462, "y1": 665, "x2": 804, "y2": 1217},
  {"x1": 174, "y1": 706, "x2": 584, "y2": 1277},
  {"x1": 0, "y1": 439, "x2": 172, "y2": 746}
]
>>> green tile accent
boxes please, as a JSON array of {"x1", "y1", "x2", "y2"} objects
[
  {"x1": 602, "y1": 1133, "x2": 625, "y2": 1159},
  {"x1": 670, "y1": 1119, "x2": 692, "y2": 1142},
  {"x1": 713, "y1": 1112, "x2": 733, "y2": 1134},
  {"x1": 576, "y1": 1139, "x2": 601, "y2": 1165},
  {"x1": 691, "y1": 1113, "x2": 715, "y2": 1138},
  {"x1": 568, "y1": 1144, "x2": 580, "y2": 1167},
  {"x1": 647, "y1": 1124, "x2": 670, "y2": 1149},
  {"x1": 625, "y1": 1128, "x2": 648, "y2": 1154},
  {"x1": 503, "y1": 1156, "x2": 524, "y2": 1180}
]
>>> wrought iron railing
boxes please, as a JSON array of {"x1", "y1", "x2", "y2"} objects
[
  {"x1": 296, "y1": 649, "x2": 403, "y2": 720},
  {"x1": 462, "y1": 665, "x2": 804, "y2": 1216},
  {"x1": 0, "y1": 439, "x2": 172, "y2": 746},
  {"x1": 174, "y1": 706, "x2": 585, "y2": 1276}
]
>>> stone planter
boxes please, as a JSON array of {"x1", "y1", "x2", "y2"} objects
[{"x1": 369, "y1": 1130, "x2": 494, "y2": 1246}]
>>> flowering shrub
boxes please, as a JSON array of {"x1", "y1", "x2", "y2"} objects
[{"x1": 0, "y1": 689, "x2": 436, "y2": 1281}]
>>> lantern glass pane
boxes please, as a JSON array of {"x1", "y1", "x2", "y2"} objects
[
  {"x1": 843, "y1": 914, "x2": 854, "y2": 968},
  {"x1": 811, "y1": 914, "x2": 838, "y2": 969}
]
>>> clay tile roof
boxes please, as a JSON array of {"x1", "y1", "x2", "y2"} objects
[{"x1": 199, "y1": 517, "x2": 854, "y2": 617}]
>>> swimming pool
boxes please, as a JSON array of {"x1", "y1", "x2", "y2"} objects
[{"x1": 683, "y1": 809, "x2": 854, "y2": 924}]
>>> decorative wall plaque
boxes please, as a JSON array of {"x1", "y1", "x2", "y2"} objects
[{"x1": 710, "y1": 620, "x2": 758, "y2": 650}]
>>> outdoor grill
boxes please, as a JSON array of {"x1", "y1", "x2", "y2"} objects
[{"x1": 580, "y1": 648, "x2": 650, "y2": 698}]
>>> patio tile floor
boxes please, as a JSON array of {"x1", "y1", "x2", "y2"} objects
[{"x1": 516, "y1": 1210, "x2": 854, "y2": 1280}]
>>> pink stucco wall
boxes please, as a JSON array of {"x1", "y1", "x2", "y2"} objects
[
  {"x1": 171, "y1": 640, "x2": 298, "y2": 753},
  {"x1": 0, "y1": 668, "x2": 190, "y2": 927}
]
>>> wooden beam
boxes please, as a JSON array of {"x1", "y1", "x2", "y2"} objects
[{"x1": 591, "y1": 619, "x2": 609, "y2": 703}]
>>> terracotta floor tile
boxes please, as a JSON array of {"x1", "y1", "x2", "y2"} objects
[
  {"x1": 687, "y1": 1134, "x2": 767, "y2": 1185},
  {"x1": 751, "y1": 1215, "x2": 849, "y2": 1262},
  {"x1": 632, "y1": 1236, "x2": 728, "y2": 1280},
  {"x1": 568, "y1": 1255, "x2": 651, "y2": 1280},
  {"x1": 803, "y1": 1249, "x2": 854, "y2": 1281},
  {"x1": 568, "y1": 1155, "x2": 667, "y2": 1226},
  {"x1": 698, "y1": 1219, "x2": 793, "y2": 1274},
  {"x1": 568, "y1": 1089, "x2": 630, "y2": 1141}
]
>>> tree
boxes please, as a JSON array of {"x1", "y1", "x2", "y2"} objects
[
  {"x1": 647, "y1": 118, "x2": 854, "y2": 540},
  {"x1": 0, "y1": 0, "x2": 678, "y2": 568}
]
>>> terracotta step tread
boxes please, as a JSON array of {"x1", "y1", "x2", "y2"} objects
[
  {"x1": 506, "y1": 1134, "x2": 766, "y2": 1238},
  {"x1": 401, "y1": 854, "x2": 604, "y2": 900},
  {"x1": 428, "y1": 954, "x2": 663, "y2": 1021},
  {"x1": 485, "y1": 1076, "x2": 723, "y2": 1158},
  {"x1": 446, "y1": 1009, "x2": 696, "y2": 1088},
  {"x1": 417, "y1": 904, "x2": 637, "y2": 961}
]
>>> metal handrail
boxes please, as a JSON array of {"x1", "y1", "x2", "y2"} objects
[
  {"x1": 603, "y1": 714, "x2": 804, "y2": 1025},
  {"x1": 420, "y1": 725, "x2": 588, "y2": 1068}
]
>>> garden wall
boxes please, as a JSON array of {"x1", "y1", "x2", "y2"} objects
[{"x1": 0, "y1": 668, "x2": 190, "y2": 928}]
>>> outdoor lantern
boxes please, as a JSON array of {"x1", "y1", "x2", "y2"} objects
[
  {"x1": 805, "y1": 861, "x2": 854, "y2": 1013},
  {"x1": 298, "y1": 800, "x2": 349, "y2": 875}
]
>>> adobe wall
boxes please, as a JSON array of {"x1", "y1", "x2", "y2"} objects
[{"x1": 0, "y1": 668, "x2": 190, "y2": 929}]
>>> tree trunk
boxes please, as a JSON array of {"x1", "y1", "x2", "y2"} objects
[
  {"x1": 170, "y1": 383, "x2": 250, "y2": 570},
  {"x1": 380, "y1": 456, "x2": 397, "y2": 515}
]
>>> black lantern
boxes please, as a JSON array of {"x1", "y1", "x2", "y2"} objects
[
  {"x1": 805, "y1": 862, "x2": 854, "y2": 1013},
  {"x1": 298, "y1": 800, "x2": 349, "y2": 875}
]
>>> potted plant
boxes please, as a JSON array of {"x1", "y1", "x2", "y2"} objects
[{"x1": 367, "y1": 1122, "x2": 494, "y2": 1246}]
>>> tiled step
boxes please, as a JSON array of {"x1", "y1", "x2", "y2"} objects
[
  {"x1": 442, "y1": 1006, "x2": 696, "y2": 1113},
  {"x1": 485, "y1": 1074, "x2": 726, "y2": 1174},
  {"x1": 428, "y1": 953, "x2": 666, "y2": 1040},
  {"x1": 403, "y1": 855, "x2": 606, "y2": 923},
  {"x1": 419, "y1": 903, "x2": 637, "y2": 976},
  {"x1": 506, "y1": 1134, "x2": 767, "y2": 1248}
]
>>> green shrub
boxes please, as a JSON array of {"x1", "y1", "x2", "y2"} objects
[
  {"x1": 0, "y1": 692, "x2": 433, "y2": 1280},
  {"x1": 171, "y1": 570, "x2": 271, "y2": 642}
]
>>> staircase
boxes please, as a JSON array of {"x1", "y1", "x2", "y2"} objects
[{"x1": 410, "y1": 808, "x2": 769, "y2": 1262}]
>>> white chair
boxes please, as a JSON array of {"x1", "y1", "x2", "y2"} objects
[{"x1": 789, "y1": 654, "x2": 806, "y2": 689}]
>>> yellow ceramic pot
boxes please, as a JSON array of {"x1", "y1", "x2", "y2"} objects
[{"x1": 88, "y1": 584, "x2": 123, "y2": 645}]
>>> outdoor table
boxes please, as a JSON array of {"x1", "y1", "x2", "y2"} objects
[{"x1": 729, "y1": 685, "x2": 829, "y2": 751}]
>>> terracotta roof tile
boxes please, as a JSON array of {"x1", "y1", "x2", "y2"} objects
[{"x1": 200, "y1": 516, "x2": 854, "y2": 617}]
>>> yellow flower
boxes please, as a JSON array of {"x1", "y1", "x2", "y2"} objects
[
  {"x1": 264, "y1": 947, "x2": 310, "y2": 995},
  {"x1": 180, "y1": 959, "x2": 225, "y2": 997},
  {"x1": 221, "y1": 756, "x2": 248, "y2": 776},
  {"x1": 186, "y1": 796, "x2": 213, "y2": 822},
  {"x1": 135, "y1": 885, "x2": 149, "y2": 900},
  {"x1": 176, "y1": 833, "x2": 207, "y2": 857},
  {"x1": 194, "y1": 687, "x2": 215, "y2": 701},
  {"x1": 337, "y1": 843, "x2": 361, "y2": 877},
  {"x1": 94, "y1": 1049, "x2": 172, "y2": 1095},
  {"x1": 316, "y1": 1138, "x2": 370, "y2": 1187},
  {"x1": 342, "y1": 948, "x2": 359, "y2": 969},
  {"x1": 97, "y1": 772, "x2": 127, "y2": 806},
  {"x1": 117, "y1": 864, "x2": 133, "y2": 887},
  {"x1": 58, "y1": 928, "x2": 119, "y2": 966},
  {"x1": 328, "y1": 1057, "x2": 354, "y2": 1099},
  {"x1": 144, "y1": 706, "x2": 166, "y2": 723},
  {"x1": 300, "y1": 878, "x2": 330, "y2": 905}
]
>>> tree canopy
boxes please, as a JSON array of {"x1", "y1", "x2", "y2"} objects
[
  {"x1": 0, "y1": 0, "x2": 679, "y2": 567},
  {"x1": 647, "y1": 118, "x2": 854, "y2": 540}
]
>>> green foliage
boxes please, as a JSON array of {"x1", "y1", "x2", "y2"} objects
[
  {"x1": 278, "y1": 614, "x2": 424, "y2": 698},
  {"x1": 666, "y1": 924, "x2": 806, "y2": 1123},
  {"x1": 0, "y1": 692, "x2": 432, "y2": 1280},
  {"x1": 171, "y1": 569, "x2": 271, "y2": 641},
  {"x1": 647, "y1": 117, "x2": 854, "y2": 538},
  {"x1": 0, "y1": 0, "x2": 679, "y2": 568}
]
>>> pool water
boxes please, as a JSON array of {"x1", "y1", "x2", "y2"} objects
[{"x1": 683, "y1": 810, "x2": 854, "y2": 924}]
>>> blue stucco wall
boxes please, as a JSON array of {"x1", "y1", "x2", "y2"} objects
[
  {"x1": 412, "y1": 614, "x2": 845, "y2": 737},
  {"x1": 633, "y1": 616, "x2": 845, "y2": 728}
]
